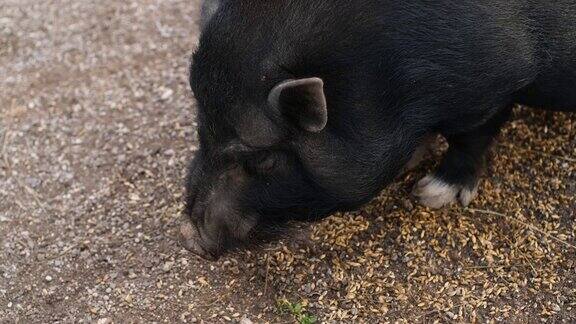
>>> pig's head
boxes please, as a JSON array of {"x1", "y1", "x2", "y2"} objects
[
  {"x1": 181, "y1": 3, "x2": 421, "y2": 260},
  {"x1": 182, "y1": 74, "x2": 350, "y2": 260}
]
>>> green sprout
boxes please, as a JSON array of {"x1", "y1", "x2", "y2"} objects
[{"x1": 278, "y1": 299, "x2": 317, "y2": 324}]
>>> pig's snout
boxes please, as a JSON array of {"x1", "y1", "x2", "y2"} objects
[{"x1": 180, "y1": 222, "x2": 219, "y2": 261}]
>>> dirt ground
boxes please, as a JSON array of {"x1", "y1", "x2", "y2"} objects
[{"x1": 1, "y1": 1, "x2": 575, "y2": 323}]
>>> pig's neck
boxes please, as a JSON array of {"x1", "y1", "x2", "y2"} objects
[{"x1": 304, "y1": 120, "x2": 425, "y2": 208}]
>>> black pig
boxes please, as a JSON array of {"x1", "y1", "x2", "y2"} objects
[{"x1": 182, "y1": 0, "x2": 576, "y2": 260}]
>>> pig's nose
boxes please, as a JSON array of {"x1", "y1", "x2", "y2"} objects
[{"x1": 180, "y1": 222, "x2": 219, "y2": 261}]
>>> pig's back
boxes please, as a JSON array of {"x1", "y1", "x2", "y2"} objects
[
  {"x1": 371, "y1": 0, "x2": 576, "y2": 112},
  {"x1": 514, "y1": 0, "x2": 576, "y2": 111}
]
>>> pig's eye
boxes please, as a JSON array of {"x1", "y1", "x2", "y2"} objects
[{"x1": 245, "y1": 154, "x2": 277, "y2": 174}]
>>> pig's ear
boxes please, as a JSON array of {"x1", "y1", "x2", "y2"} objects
[{"x1": 268, "y1": 77, "x2": 328, "y2": 133}]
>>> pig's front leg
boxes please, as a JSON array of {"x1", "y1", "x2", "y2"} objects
[{"x1": 413, "y1": 107, "x2": 512, "y2": 209}]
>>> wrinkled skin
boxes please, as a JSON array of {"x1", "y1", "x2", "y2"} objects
[{"x1": 182, "y1": 0, "x2": 576, "y2": 259}]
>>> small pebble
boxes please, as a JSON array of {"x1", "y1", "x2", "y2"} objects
[
  {"x1": 163, "y1": 261, "x2": 174, "y2": 272},
  {"x1": 240, "y1": 317, "x2": 253, "y2": 324},
  {"x1": 160, "y1": 88, "x2": 174, "y2": 101}
]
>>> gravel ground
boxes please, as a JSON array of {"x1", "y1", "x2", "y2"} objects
[{"x1": 1, "y1": 1, "x2": 575, "y2": 322}]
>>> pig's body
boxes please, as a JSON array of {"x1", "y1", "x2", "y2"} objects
[{"x1": 183, "y1": 0, "x2": 576, "y2": 259}]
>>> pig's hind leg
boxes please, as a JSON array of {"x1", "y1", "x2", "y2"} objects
[{"x1": 413, "y1": 107, "x2": 512, "y2": 209}]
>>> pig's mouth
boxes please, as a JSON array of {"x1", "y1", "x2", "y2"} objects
[
  {"x1": 180, "y1": 218, "x2": 298, "y2": 261},
  {"x1": 179, "y1": 211, "x2": 316, "y2": 261},
  {"x1": 180, "y1": 222, "x2": 220, "y2": 261}
]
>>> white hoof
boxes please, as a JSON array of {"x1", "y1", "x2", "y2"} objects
[{"x1": 412, "y1": 175, "x2": 478, "y2": 209}]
